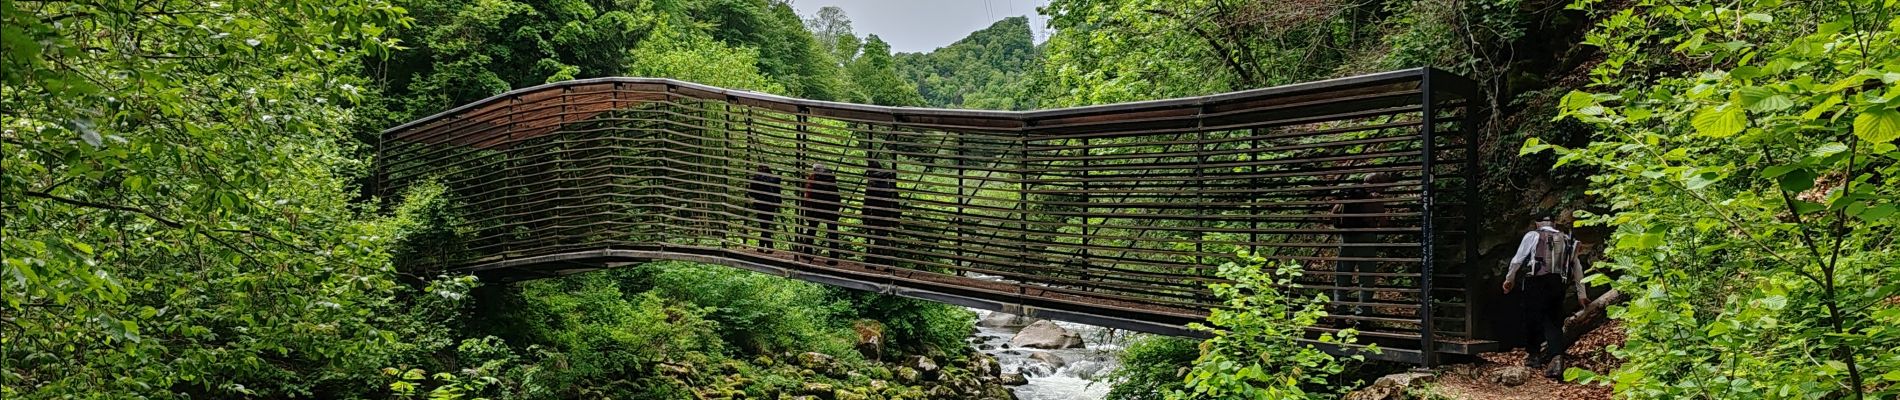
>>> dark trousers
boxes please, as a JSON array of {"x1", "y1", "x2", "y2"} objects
[
  {"x1": 750, "y1": 203, "x2": 777, "y2": 250},
  {"x1": 864, "y1": 213, "x2": 897, "y2": 267},
  {"x1": 799, "y1": 210, "x2": 841, "y2": 259},
  {"x1": 1521, "y1": 274, "x2": 1568, "y2": 362},
  {"x1": 1333, "y1": 234, "x2": 1378, "y2": 312}
]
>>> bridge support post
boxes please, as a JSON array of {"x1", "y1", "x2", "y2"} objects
[{"x1": 1418, "y1": 69, "x2": 1440, "y2": 368}]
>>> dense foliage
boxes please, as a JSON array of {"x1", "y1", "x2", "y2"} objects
[
  {"x1": 893, "y1": 17, "x2": 1040, "y2": 110},
  {"x1": 364, "y1": 0, "x2": 852, "y2": 126},
  {"x1": 1538, "y1": 0, "x2": 1900, "y2": 398},
  {"x1": 1100, "y1": 334, "x2": 1201, "y2": 400},
  {"x1": 3, "y1": 0, "x2": 410, "y2": 396},
  {"x1": 1170, "y1": 254, "x2": 1366, "y2": 399}
]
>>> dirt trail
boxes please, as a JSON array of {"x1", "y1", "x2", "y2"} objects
[{"x1": 1425, "y1": 322, "x2": 1623, "y2": 400}]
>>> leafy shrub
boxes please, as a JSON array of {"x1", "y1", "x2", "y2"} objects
[
  {"x1": 639, "y1": 261, "x2": 857, "y2": 357},
  {"x1": 1102, "y1": 335, "x2": 1200, "y2": 400},
  {"x1": 503, "y1": 273, "x2": 727, "y2": 398},
  {"x1": 1170, "y1": 253, "x2": 1367, "y2": 399},
  {"x1": 830, "y1": 289, "x2": 977, "y2": 355}
]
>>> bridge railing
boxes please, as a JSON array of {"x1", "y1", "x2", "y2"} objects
[{"x1": 377, "y1": 68, "x2": 1484, "y2": 364}]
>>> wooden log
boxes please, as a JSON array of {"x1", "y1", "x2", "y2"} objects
[{"x1": 1564, "y1": 289, "x2": 1627, "y2": 343}]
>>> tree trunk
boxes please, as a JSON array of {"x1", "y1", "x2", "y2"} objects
[{"x1": 1564, "y1": 289, "x2": 1626, "y2": 343}]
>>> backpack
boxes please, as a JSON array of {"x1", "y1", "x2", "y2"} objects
[{"x1": 1529, "y1": 229, "x2": 1577, "y2": 280}]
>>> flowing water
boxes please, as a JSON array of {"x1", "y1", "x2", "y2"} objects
[{"x1": 967, "y1": 310, "x2": 1130, "y2": 400}]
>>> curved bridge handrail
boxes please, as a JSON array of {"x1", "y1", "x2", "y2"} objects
[{"x1": 382, "y1": 68, "x2": 1476, "y2": 138}]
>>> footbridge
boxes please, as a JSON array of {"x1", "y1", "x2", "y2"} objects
[{"x1": 375, "y1": 68, "x2": 1494, "y2": 365}]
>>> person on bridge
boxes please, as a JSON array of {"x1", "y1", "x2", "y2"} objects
[
  {"x1": 748, "y1": 164, "x2": 783, "y2": 253},
  {"x1": 1500, "y1": 214, "x2": 1589, "y2": 379},
  {"x1": 862, "y1": 161, "x2": 901, "y2": 269},
  {"x1": 1331, "y1": 172, "x2": 1397, "y2": 317},
  {"x1": 798, "y1": 164, "x2": 843, "y2": 265}
]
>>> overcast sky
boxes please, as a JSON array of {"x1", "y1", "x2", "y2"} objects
[{"x1": 790, "y1": 0, "x2": 1052, "y2": 54}]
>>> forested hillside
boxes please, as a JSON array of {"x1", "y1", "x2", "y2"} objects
[
  {"x1": 5, "y1": 0, "x2": 1897, "y2": 399},
  {"x1": 893, "y1": 17, "x2": 1040, "y2": 110}
]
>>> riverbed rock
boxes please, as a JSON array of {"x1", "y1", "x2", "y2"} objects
[
  {"x1": 977, "y1": 312, "x2": 1038, "y2": 328},
  {"x1": 798, "y1": 352, "x2": 836, "y2": 372},
  {"x1": 1342, "y1": 372, "x2": 1434, "y2": 400},
  {"x1": 999, "y1": 372, "x2": 1028, "y2": 386},
  {"x1": 1027, "y1": 351, "x2": 1067, "y2": 369},
  {"x1": 972, "y1": 355, "x2": 1002, "y2": 377},
  {"x1": 1068, "y1": 359, "x2": 1106, "y2": 380},
  {"x1": 835, "y1": 388, "x2": 869, "y2": 400},
  {"x1": 927, "y1": 385, "x2": 959, "y2": 399},
  {"x1": 1008, "y1": 320, "x2": 1085, "y2": 349},
  {"x1": 980, "y1": 384, "x2": 1016, "y2": 399},
  {"x1": 907, "y1": 355, "x2": 941, "y2": 381},
  {"x1": 800, "y1": 382, "x2": 836, "y2": 399},
  {"x1": 1492, "y1": 366, "x2": 1532, "y2": 387},
  {"x1": 895, "y1": 366, "x2": 921, "y2": 384}
]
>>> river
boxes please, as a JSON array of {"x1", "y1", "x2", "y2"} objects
[{"x1": 967, "y1": 310, "x2": 1132, "y2": 400}]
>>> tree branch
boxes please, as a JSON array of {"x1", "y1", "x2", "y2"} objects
[{"x1": 23, "y1": 190, "x2": 183, "y2": 228}]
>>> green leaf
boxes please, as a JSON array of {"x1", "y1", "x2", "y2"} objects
[
  {"x1": 1685, "y1": 171, "x2": 1721, "y2": 190},
  {"x1": 1854, "y1": 107, "x2": 1900, "y2": 143},
  {"x1": 1761, "y1": 164, "x2": 1801, "y2": 178},
  {"x1": 1736, "y1": 86, "x2": 1793, "y2": 112},
  {"x1": 1810, "y1": 142, "x2": 1848, "y2": 158},
  {"x1": 1803, "y1": 95, "x2": 1843, "y2": 120},
  {"x1": 1776, "y1": 168, "x2": 1817, "y2": 192},
  {"x1": 1857, "y1": 204, "x2": 1896, "y2": 221},
  {"x1": 125, "y1": 175, "x2": 149, "y2": 191},
  {"x1": 1692, "y1": 105, "x2": 1747, "y2": 138},
  {"x1": 1792, "y1": 201, "x2": 1826, "y2": 215}
]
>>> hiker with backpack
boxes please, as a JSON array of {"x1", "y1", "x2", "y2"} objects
[{"x1": 1501, "y1": 214, "x2": 1589, "y2": 379}]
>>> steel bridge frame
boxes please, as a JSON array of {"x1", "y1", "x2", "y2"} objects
[{"x1": 376, "y1": 67, "x2": 1490, "y2": 365}]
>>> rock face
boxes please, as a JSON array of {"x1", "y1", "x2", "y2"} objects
[
  {"x1": 976, "y1": 312, "x2": 1038, "y2": 328},
  {"x1": 1492, "y1": 366, "x2": 1532, "y2": 387},
  {"x1": 1008, "y1": 320, "x2": 1085, "y2": 349},
  {"x1": 1342, "y1": 372, "x2": 1434, "y2": 400}
]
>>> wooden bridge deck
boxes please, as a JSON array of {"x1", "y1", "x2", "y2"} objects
[{"x1": 376, "y1": 67, "x2": 1495, "y2": 365}]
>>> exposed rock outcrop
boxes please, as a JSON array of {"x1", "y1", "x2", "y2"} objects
[
  {"x1": 977, "y1": 312, "x2": 1038, "y2": 328},
  {"x1": 1008, "y1": 320, "x2": 1085, "y2": 349}
]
